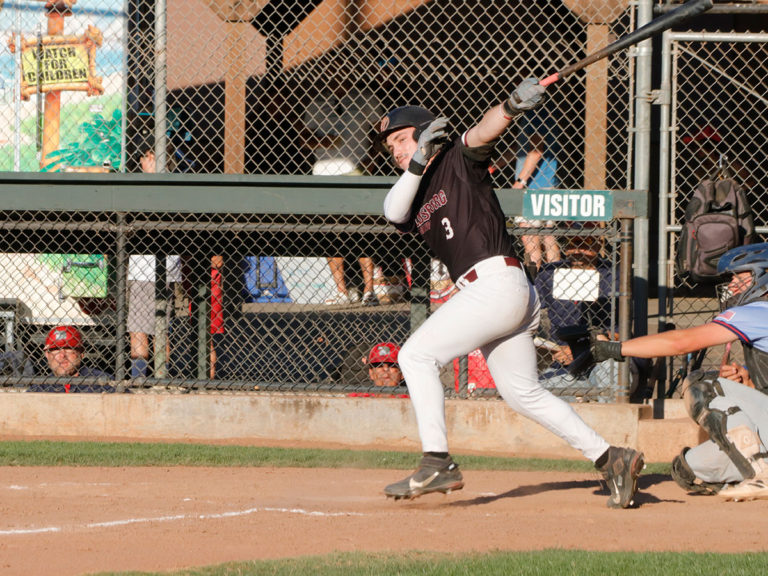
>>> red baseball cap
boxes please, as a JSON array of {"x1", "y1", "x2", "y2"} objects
[
  {"x1": 368, "y1": 342, "x2": 400, "y2": 365},
  {"x1": 682, "y1": 125, "x2": 722, "y2": 145},
  {"x1": 45, "y1": 325, "x2": 83, "y2": 351}
]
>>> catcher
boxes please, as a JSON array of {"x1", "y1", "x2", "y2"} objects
[{"x1": 587, "y1": 243, "x2": 768, "y2": 501}]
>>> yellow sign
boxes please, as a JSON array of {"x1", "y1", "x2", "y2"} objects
[
  {"x1": 22, "y1": 44, "x2": 90, "y2": 87},
  {"x1": 9, "y1": 25, "x2": 103, "y2": 100}
]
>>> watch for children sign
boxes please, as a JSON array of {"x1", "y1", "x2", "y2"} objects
[
  {"x1": 523, "y1": 189, "x2": 614, "y2": 222},
  {"x1": 10, "y1": 25, "x2": 103, "y2": 100}
]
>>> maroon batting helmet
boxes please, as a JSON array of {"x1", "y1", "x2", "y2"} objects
[{"x1": 377, "y1": 105, "x2": 436, "y2": 149}]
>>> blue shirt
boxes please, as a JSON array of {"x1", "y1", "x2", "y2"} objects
[
  {"x1": 713, "y1": 301, "x2": 768, "y2": 354},
  {"x1": 514, "y1": 106, "x2": 560, "y2": 190}
]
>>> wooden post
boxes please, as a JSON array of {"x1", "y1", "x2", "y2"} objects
[
  {"x1": 224, "y1": 23, "x2": 248, "y2": 174},
  {"x1": 40, "y1": 7, "x2": 67, "y2": 169}
]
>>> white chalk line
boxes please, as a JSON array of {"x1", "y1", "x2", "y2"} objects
[{"x1": 0, "y1": 505, "x2": 364, "y2": 536}]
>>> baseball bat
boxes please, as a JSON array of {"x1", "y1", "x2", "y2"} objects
[{"x1": 538, "y1": 0, "x2": 713, "y2": 87}]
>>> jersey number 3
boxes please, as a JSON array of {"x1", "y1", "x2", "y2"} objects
[{"x1": 441, "y1": 217, "x2": 454, "y2": 240}]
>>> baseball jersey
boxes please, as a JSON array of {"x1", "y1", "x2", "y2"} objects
[
  {"x1": 395, "y1": 136, "x2": 517, "y2": 281},
  {"x1": 713, "y1": 301, "x2": 768, "y2": 354}
]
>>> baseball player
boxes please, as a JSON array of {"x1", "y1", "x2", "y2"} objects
[
  {"x1": 592, "y1": 242, "x2": 768, "y2": 501},
  {"x1": 376, "y1": 78, "x2": 644, "y2": 508}
]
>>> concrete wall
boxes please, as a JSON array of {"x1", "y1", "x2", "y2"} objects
[{"x1": 0, "y1": 393, "x2": 704, "y2": 462}]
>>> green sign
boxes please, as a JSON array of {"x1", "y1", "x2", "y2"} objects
[{"x1": 523, "y1": 190, "x2": 613, "y2": 221}]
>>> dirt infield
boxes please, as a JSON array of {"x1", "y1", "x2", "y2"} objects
[{"x1": 1, "y1": 466, "x2": 766, "y2": 576}]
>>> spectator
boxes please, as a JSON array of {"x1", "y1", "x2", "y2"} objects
[
  {"x1": 28, "y1": 325, "x2": 116, "y2": 393},
  {"x1": 301, "y1": 66, "x2": 383, "y2": 306},
  {"x1": 339, "y1": 341, "x2": 408, "y2": 398},
  {"x1": 535, "y1": 230, "x2": 650, "y2": 401},
  {"x1": 512, "y1": 104, "x2": 561, "y2": 273}
]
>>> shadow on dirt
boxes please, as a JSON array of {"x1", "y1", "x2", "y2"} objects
[{"x1": 451, "y1": 473, "x2": 675, "y2": 507}]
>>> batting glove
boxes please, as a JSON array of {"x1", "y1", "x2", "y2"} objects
[
  {"x1": 503, "y1": 78, "x2": 546, "y2": 117},
  {"x1": 592, "y1": 338, "x2": 625, "y2": 363},
  {"x1": 409, "y1": 117, "x2": 449, "y2": 175}
]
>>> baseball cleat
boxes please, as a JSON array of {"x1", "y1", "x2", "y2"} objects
[
  {"x1": 384, "y1": 454, "x2": 464, "y2": 500},
  {"x1": 598, "y1": 446, "x2": 645, "y2": 509},
  {"x1": 717, "y1": 478, "x2": 768, "y2": 502}
]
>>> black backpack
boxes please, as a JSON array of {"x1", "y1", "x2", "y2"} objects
[{"x1": 676, "y1": 176, "x2": 755, "y2": 283}]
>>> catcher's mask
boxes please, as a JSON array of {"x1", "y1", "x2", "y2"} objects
[
  {"x1": 716, "y1": 242, "x2": 768, "y2": 310},
  {"x1": 377, "y1": 105, "x2": 436, "y2": 152}
]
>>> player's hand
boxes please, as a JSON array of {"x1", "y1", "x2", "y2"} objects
[
  {"x1": 505, "y1": 78, "x2": 546, "y2": 116},
  {"x1": 720, "y1": 362, "x2": 754, "y2": 388},
  {"x1": 552, "y1": 345, "x2": 573, "y2": 365},
  {"x1": 409, "y1": 117, "x2": 449, "y2": 173}
]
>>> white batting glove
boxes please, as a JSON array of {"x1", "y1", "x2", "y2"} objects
[
  {"x1": 503, "y1": 78, "x2": 546, "y2": 117},
  {"x1": 409, "y1": 117, "x2": 449, "y2": 175}
]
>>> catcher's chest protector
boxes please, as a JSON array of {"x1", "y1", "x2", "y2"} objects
[{"x1": 743, "y1": 345, "x2": 768, "y2": 394}]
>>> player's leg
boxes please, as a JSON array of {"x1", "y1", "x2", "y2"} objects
[
  {"x1": 397, "y1": 266, "x2": 536, "y2": 452},
  {"x1": 482, "y1": 332, "x2": 609, "y2": 462},
  {"x1": 683, "y1": 372, "x2": 768, "y2": 480},
  {"x1": 483, "y1": 330, "x2": 643, "y2": 508},
  {"x1": 385, "y1": 266, "x2": 534, "y2": 499}
]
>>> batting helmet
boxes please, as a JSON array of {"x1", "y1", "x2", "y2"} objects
[
  {"x1": 716, "y1": 242, "x2": 768, "y2": 309},
  {"x1": 377, "y1": 105, "x2": 436, "y2": 149},
  {"x1": 368, "y1": 342, "x2": 400, "y2": 365},
  {"x1": 45, "y1": 325, "x2": 84, "y2": 351}
]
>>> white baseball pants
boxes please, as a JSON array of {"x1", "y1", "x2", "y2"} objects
[{"x1": 397, "y1": 256, "x2": 610, "y2": 462}]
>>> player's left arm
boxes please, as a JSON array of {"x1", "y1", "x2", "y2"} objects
[
  {"x1": 464, "y1": 78, "x2": 546, "y2": 148},
  {"x1": 619, "y1": 322, "x2": 738, "y2": 359}
]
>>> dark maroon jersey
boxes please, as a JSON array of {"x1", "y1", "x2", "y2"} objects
[{"x1": 395, "y1": 135, "x2": 517, "y2": 281}]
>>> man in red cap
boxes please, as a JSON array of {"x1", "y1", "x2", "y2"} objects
[
  {"x1": 367, "y1": 342, "x2": 404, "y2": 387},
  {"x1": 28, "y1": 326, "x2": 115, "y2": 392}
]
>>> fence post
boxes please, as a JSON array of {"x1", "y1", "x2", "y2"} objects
[
  {"x1": 616, "y1": 217, "x2": 634, "y2": 403},
  {"x1": 114, "y1": 212, "x2": 127, "y2": 381}
]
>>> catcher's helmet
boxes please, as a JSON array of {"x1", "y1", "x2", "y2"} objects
[
  {"x1": 45, "y1": 325, "x2": 84, "y2": 351},
  {"x1": 377, "y1": 105, "x2": 436, "y2": 149},
  {"x1": 716, "y1": 242, "x2": 768, "y2": 309}
]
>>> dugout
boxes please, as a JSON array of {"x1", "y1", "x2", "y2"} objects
[{"x1": 0, "y1": 171, "x2": 647, "y2": 403}]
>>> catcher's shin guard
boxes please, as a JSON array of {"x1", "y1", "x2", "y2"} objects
[
  {"x1": 683, "y1": 371, "x2": 758, "y2": 480},
  {"x1": 670, "y1": 448, "x2": 724, "y2": 495}
]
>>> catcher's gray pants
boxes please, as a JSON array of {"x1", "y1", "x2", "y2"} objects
[
  {"x1": 686, "y1": 377, "x2": 768, "y2": 483},
  {"x1": 397, "y1": 257, "x2": 610, "y2": 462}
]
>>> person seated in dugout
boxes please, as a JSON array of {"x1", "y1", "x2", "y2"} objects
[
  {"x1": 366, "y1": 342, "x2": 405, "y2": 388},
  {"x1": 338, "y1": 341, "x2": 408, "y2": 397},
  {"x1": 27, "y1": 325, "x2": 118, "y2": 393},
  {"x1": 535, "y1": 230, "x2": 649, "y2": 401}
]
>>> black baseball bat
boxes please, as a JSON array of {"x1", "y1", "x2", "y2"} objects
[{"x1": 539, "y1": 0, "x2": 713, "y2": 87}]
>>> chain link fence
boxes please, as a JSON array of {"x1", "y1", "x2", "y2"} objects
[
  {"x1": 662, "y1": 26, "x2": 768, "y2": 385},
  {"x1": 1, "y1": 0, "x2": 634, "y2": 186},
  {"x1": 5, "y1": 2, "x2": 761, "y2": 400},
  {"x1": 0, "y1": 185, "x2": 633, "y2": 402}
]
